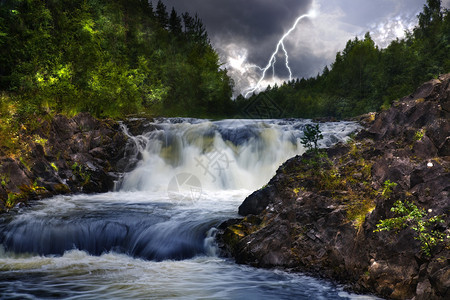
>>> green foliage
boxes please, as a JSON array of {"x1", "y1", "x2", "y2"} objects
[
  {"x1": 381, "y1": 180, "x2": 398, "y2": 198},
  {"x1": 71, "y1": 162, "x2": 90, "y2": 185},
  {"x1": 414, "y1": 129, "x2": 426, "y2": 141},
  {"x1": 50, "y1": 162, "x2": 58, "y2": 171},
  {"x1": 375, "y1": 200, "x2": 446, "y2": 256},
  {"x1": 6, "y1": 192, "x2": 20, "y2": 209},
  {"x1": 0, "y1": 0, "x2": 234, "y2": 120},
  {"x1": 237, "y1": 0, "x2": 450, "y2": 118},
  {"x1": 301, "y1": 124, "x2": 323, "y2": 153},
  {"x1": 0, "y1": 174, "x2": 7, "y2": 187},
  {"x1": 0, "y1": 0, "x2": 448, "y2": 130}
]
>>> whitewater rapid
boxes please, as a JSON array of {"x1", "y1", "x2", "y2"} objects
[
  {"x1": 0, "y1": 118, "x2": 382, "y2": 299},
  {"x1": 119, "y1": 118, "x2": 359, "y2": 192}
]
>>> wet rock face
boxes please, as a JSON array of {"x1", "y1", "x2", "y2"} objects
[
  {"x1": 218, "y1": 74, "x2": 450, "y2": 300},
  {"x1": 0, "y1": 113, "x2": 128, "y2": 208}
]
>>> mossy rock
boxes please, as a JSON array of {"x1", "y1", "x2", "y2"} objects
[{"x1": 53, "y1": 183, "x2": 71, "y2": 194}]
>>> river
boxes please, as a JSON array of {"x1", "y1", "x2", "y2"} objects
[{"x1": 0, "y1": 118, "x2": 379, "y2": 299}]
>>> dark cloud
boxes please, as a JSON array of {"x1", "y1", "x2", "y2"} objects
[
  {"x1": 158, "y1": 1, "x2": 429, "y2": 95},
  {"x1": 161, "y1": 0, "x2": 311, "y2": 37},
  {"x1": 161, "y1": 0, "x2": 312, "y2": 65}
]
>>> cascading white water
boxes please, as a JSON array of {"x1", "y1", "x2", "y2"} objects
[
  {"x1": 119, "y1": 118, "x2": 359, "y2": 193},
  {"x1": 0, "y1": 118, "x2": 381, "y2": 300}
]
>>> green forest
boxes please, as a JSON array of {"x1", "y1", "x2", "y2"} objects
[
  {"x1": 238, "y1": 0, "x2": 450, "y2": 118},
  {"x1": 0, "y1": 0, "x2": 449, "y2": 153},
  {"x1": 0, "y1": 0, "x2": 234, "y2": 120}
]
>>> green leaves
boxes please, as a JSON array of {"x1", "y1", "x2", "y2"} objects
[
  {"x1": 0, "y1": 0, "x2": 233, "y2": 119},
  {"x1": 375, "y1": 200, "x2": 446, "y2": 257},
  {"x1": 239, "y1": 3, "x2": 449, "y2": 119},
  {"x1": 381, "y1": 180, "x2": 397, "y2": 199},
  {"x1": 301, "y1": 124, "x2": 323, "y2": 153}
]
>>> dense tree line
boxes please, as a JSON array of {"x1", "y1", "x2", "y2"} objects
[
  {"x1": 0, "y1": 0, "x2": 234, "y2": 118},
  {"x1": 0, "y1": 0, "x2": 448, "y2": 133},
  {"x1": 236, "y1": 0, "x2": 450, "y2": 119}
]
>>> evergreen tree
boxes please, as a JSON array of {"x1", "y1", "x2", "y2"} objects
[
  {"x1": 169, "y1": 7, "x2": 182, "y2": 35},
  {"x1": 156, "y1": 0, "x2": 168, "y2": 28},
  {"x1": 182, "y1": 12, "x2": 194, "y2": 34},
  {"x1": 0, "y1": 0, "x2": 234, "y2": 118}
]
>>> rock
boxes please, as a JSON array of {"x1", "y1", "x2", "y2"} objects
[
  {"x1": 0, "y1": 112, "x2": 128, "y2": 210},
  {"x1": 0, "y1": 159, "x2": 32, "y2": 193},
  {"x1": 217, "y1": 75, "x2": 450, "y2": 300},
  {"x1": 413, "y1": 136, "x2": 438, "y2": 159},
  {"x1": 123, "y1": 118, "x2": 156, "y2": 136},
  {"x1": 438, "y1": 136, "x2": 450, "y2": 156},
  {"x1": 238, "y1": 186, "x2": 273, "y2": 216},
  {"x1": 73, "y1": 112, "x2": 100, "y2": 132}
]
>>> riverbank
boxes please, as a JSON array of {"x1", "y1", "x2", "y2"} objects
[
  {"x1": 1, "y1": 75, "x2": 448, "y2": 298},
  {"x1": 217, "y1": 74, "x2": 450, "y2": 299},
  {"x1": 0, "y1": 113, "x2": 128, "y2": 212}
]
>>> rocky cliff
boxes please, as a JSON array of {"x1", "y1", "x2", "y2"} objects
[
  {"x1": 0, "y1": 113, "x2": 128, "y2": 211},
  {"x1": 218, "y1": 74, "x2": 450, "y2": 299}
]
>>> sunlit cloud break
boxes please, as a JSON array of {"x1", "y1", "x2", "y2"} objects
[{"x1": 244, "y1": 3, "x2": 319, "y2": 97}]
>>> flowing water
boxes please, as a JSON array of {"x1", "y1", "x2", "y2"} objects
[{"x1": 0, "y1": 118, "x2": 379, "y2": 299}]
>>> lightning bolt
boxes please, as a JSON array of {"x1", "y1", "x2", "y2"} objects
[{"x1": 245, "y1": 7, "x2": 317, "y2": 97}]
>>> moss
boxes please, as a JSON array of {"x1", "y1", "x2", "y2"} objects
[
  {"x1": 414, "y1": 129, "x2": 426, "y2": 141},
  {"x1": 298, "y1": 140, "x2": 379, "y2": 227},
  {"x1": 5, "y1": 192, "x2": 23, "y2": 209},
  {"x1": 222, "y1": 216, "x2": 266, "y2": 251},
  {"x1": 347, "y1": 196, "x2": 376, "y2": 229},
  {"x1": 54, "y1": 183, "x2": 70, "y2": 193},
  {"x1": 2, "y1": 183, "x2": 45, "y2": 210},
  {"x1": 349, "y1": 143, "x2": 359, "y2": 158},
  {"x1": 50, "y1": 162, "x2": 58, "y2": 171},
  {"x1": 71, "y1": 162, "x2": 91, "y2": 185},
  {"x1": 19, "y1": 156, "x2": 31, "y2": 171},
  {"x1": 361, "y1": 161, "x2": 372, "y2": 178},
  {"x1": 318, "y1": 168, "x2": 345, "y2": 190},
  {"x1": 33, "y1": 135, "x2": 47, "y2": 147},
  {"x1": 0, "y1": 174, "x2": 8, "y2": 187}
]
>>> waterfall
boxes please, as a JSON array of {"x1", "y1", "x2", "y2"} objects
[
  {"x1": 0, "y1": 118, "x2": 377, "y2": 300},
  {"x1": 0, "y1": 118, "x2": 359, "y2": 260},
  {"x1": 118, "y1": 118, "x2": 359, "y2": 193}
]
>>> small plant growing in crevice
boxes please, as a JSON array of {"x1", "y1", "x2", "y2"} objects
[
  {"x1": 50, "y1": 162, "x2": 58, "y2": 171},
  {"x1": 71, "y1": 162, "x2": 91, "y2": 185},
  {"x1": 414, "y1": 129, "x2": 425, "y2": 141},
  {"x1": 1, "y1": 174, "x2": 7, "y2": 187},
  {"x1": 381, "y1": 180, "x2": 397, "y2": 198},
  {"x1": 301, "y1": 124, "x2": 323, "y2": 153},
  {"x1": 374, "y1": 200, "x2": 446, "y2": 256}
]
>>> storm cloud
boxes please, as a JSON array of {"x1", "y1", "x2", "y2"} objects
[{"x1": 159, "y1": 0, "x2": 447, "y2": 95}]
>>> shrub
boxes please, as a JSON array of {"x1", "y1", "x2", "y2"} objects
[
  {"x1": 301, "y1": 124, "x2": 323, "y2": 153},
  {"x1": 375, "y1": 200, "x2": 446, "y2": 256}
]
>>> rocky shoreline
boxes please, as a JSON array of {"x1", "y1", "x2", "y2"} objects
[
  {"x1": 0, "y1": 75, "x2": 448, "y2": 299},
  {"x1": 217, "y1": 75, "x2": 450, "y2": 300},
  {"x1": 0, "y1": 113, "x2": 128, "y2": 211}
]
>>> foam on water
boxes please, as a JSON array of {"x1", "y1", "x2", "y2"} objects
[
  {"x1": 0, "y1": 118, "x2": 380, "y2": 299},
  {"x1": 119, "y1": 118, "x2": 360, "y2": 192}
]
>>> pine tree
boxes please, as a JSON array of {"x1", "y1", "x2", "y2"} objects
[
  {"x1": 193, "y1": 14, "x2": 208, "y2": 43},
  {"x1": 182, "y1": 12, "x2": 194, "y2": 33},
  {"x1": 156, "y1": 0, "x2": 168, "y2": 28},
  {"x1": 169, "y1": 7, "x2": 182, "y2": 35}
]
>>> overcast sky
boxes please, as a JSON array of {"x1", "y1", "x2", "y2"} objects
[{"x1": 160, "y1": 0, "x2": 450, "y2": 95}]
